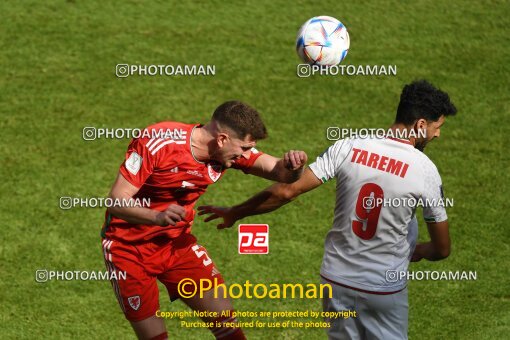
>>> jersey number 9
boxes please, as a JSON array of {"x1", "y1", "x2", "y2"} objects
[{"x1": 352, "y1": 183, "x2": 383, "y2": 240}]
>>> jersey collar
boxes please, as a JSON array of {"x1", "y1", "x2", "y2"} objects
[
  {"x1": 387, "y1": 137, "x2": 413, "y2": 146},
  {"x1": 190, "y1": 124, "x2": 206, "y2": 164}
]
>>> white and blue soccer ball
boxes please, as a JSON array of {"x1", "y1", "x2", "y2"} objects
[{"x1": 296, "y1": 16, "x2": 350, "y2": 66}]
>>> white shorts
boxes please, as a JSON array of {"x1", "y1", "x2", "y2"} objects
[{"x1": 322, "y1": 278, "x2": 408, "y2": 340}]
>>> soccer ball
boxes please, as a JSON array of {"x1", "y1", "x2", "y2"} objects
[{"x1": 296, "y1": 16, "x2": 350, "y2": 66}]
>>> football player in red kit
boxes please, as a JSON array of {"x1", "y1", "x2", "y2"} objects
[{"x1": 101, "y1": 101, "x2": 307, "y2": 340}]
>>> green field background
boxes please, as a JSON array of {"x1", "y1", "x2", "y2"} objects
[{"x1": 1, "y1": 0, "x2": 509, "y2": 339}]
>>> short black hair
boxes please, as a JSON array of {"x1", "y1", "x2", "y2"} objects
[
  {"x1": 212, "y1": 101, "x2": 268, "y2": 140},
  {"x1": 395, "y1": 80, "x2": 457, "y2": 125}
]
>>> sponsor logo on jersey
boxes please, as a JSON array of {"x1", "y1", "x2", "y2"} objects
[
  {"x1": 125, "y1": 152, "x2": 142, "y2": 175},
  {"x1": 207, "y1": 163, "x2": 223, "y2": 182},
  {"x1": 127, "y1": 295, "x2": 141, "y2": 310},
  {"x1": 186, "y1": 169, "x2": 203, "y2": 177},
  {"x1": 170, "y1": 166, "x2": 179, "y2": 173},
  {"x1": 238, "y1": 224, "x2": 269, "y2": 254}
]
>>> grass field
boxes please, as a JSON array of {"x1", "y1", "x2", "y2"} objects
[{"x1": 1, "y1": 0, "x2": 509, "y2": 339}]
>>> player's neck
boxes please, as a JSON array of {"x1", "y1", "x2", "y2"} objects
[
  {"x1": 388, "y1": 123, "x2": 417, "y2": 147},
  {"x1": 190, "y1": 125, "x2": 214, "y2": 162}
]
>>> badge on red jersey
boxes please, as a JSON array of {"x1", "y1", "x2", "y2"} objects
[
  {"x1": 126, "y1": 152, "x2": 142, "y2": 175},
  {"x1": 128, "y1": 295, "x2": 141, "y2": 310},
  {"x1": 207, "y1": 163, "x2": 223, "y2": 182}
]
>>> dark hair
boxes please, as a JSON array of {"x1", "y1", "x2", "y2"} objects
[
  {"x1": 212, "y1": 101, "x2": 268, "y2": 140},
  {"x1": 395, "y1": 80, "x2": 457, "y2": 125}
]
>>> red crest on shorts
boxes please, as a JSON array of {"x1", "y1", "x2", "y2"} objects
[
  {"x1": 207, "y1": 163, "x2": 222, "y2": 182},
  {"x1": 128, "y1": 296, "x2": 141, "y2": 310}
]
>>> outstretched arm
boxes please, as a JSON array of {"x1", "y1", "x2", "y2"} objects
[
  {"x1": 246, "y1": 151, "x2": 308, "y2": 183},
  {"x1": 198, "y1": 167, "x2": 322, "y2": 229}
]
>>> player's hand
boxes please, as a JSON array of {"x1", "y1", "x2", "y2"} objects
[
  {"x1": 154, "y1": 204, "x2": 186, "y2": 226},
  {"x1": 197, "y1": 205, "x2": 237, "y2": 229},
  {"x1": 283, "y1": 150, "x2": 308, "y2": 171}
]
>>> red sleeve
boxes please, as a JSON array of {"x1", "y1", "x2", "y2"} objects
[
  {"x1": 119, "y1": 137, "x2": 161, "y2": 188},
  {"x1": 231, "y1": 148, "x2": 264, "y2": 174}
]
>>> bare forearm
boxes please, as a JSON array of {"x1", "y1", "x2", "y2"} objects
[
  {"x1": 413, "y1": 242, "x2": 449, "y2": 261},
  {"x1": 107, "y1": 205, "x2": 159, "y2": 225},
  {"x1": 199, "y1": 168, "x2": 320, "y2": 229},
  {"x1": 284, "y1": 167, "x2": 305, "y2": 183},
  {"x1": 274, "y1": 159, "x2": 305, "y2": 183},
  {"x1": 232, "y1": 183, "x2": 294, "y2": 220}
]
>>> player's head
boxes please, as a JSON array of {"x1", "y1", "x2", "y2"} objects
[
  {"x1": 208, "y1": 101, "x2": 268, "y2": 167},
  {"x1": 395, "y1": 80, "x2": 457, "y2": 151}
]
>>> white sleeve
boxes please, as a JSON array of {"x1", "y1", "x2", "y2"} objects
[
  {"x1": 422, "y1": 161, "x2": 448, "y2": 223},
  {"x1": 309, "y1": 139, "x2": 353, "y2": 183}
]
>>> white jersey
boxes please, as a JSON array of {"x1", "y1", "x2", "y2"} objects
[{"x1": 309, "y1": 137, "x2": 447, "y2": 292}]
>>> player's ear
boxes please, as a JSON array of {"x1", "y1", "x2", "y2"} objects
[
  {"x1": 414, "y1": 118, "x2": 428, "y2": 131},
  {"x1": 216, "y1": 133, "x2": 229, "y2": 148}
]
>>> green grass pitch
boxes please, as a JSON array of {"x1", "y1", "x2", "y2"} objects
[{"x1": 1, "y1": 0, "x2": 509, "y2": 339}]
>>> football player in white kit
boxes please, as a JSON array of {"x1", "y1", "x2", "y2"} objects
[{"x1": 198, "y1": 80, "x2": 457, "y2": 339}]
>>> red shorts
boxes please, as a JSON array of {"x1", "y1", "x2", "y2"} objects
[{"x1": 101, "y1": 233, "x2": 225, "y2": 322}]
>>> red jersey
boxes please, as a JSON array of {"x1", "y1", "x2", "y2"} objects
[{"x1": 102, "y1": 122, "x2": 263, "y2": 242}]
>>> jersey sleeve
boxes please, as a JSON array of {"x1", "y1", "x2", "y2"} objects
[
  {"x1": 119, "y1": 137, "x2": 162, "y2": 188},
  {"x1": 231, "y1": 147, "x2": 264, "y2": 174},
  {"x1": 309, "y1": 139, "x2": 353, "y2": 183},
  {"x1": 421, "y1": 161, "x2": 448, "y2": 223}
]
